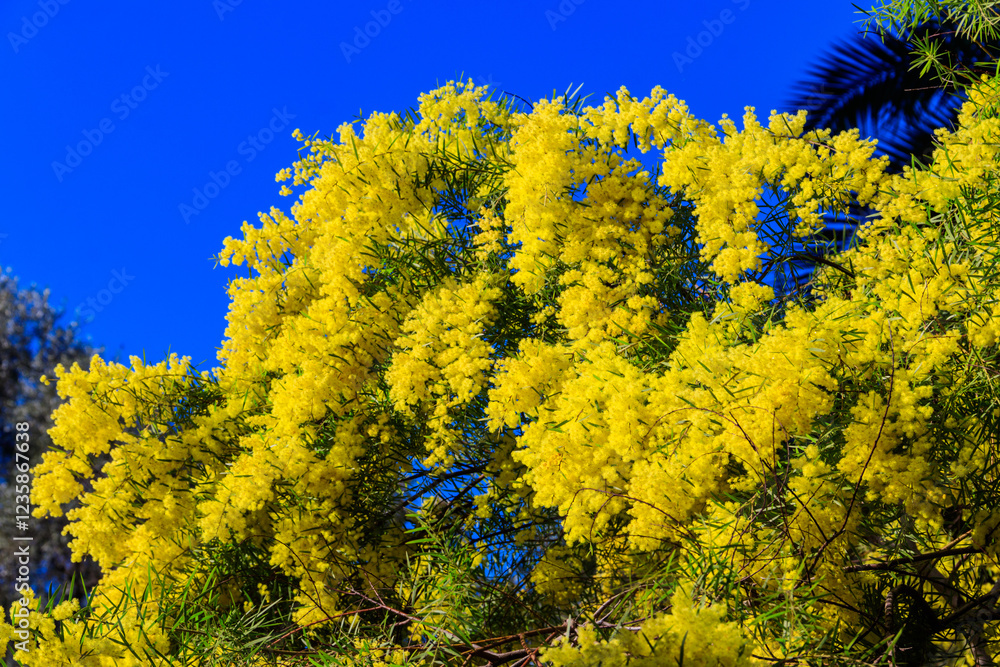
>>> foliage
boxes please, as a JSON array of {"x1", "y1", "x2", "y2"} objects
[
  {"x1": 786, "y1": 18, "x2": 992, "y2": 171},
  {"x1": 7, "y1": 56, "x2": 1000, "y2": 665},
  {"x1": 786, "y1": 3, "x2": 1000, "y2": 294},
  {"x1": 0, "y1": 270, "x2": 101, "y2": 632},
  {"x1": 861, "y1": 1, "x2": 1000, "y2": 92}
]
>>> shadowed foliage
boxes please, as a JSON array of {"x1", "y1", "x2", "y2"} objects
[
  {"x1": 787, "y1": 19, "x2": 998, "y2": 172},
  {"x1": 780, "y1": 19, "x2": 999, "y2": 294},
  {"x1": 0, "y1": 269, "x2": 102, "y2": 623}
]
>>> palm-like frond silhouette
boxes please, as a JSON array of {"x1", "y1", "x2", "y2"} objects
[
  {"x1": 776, "y1": 20, "x2": 999, "y2": 295},
  {"x1": 789, "y1": 20, "x2": 995, "y2": 171}
]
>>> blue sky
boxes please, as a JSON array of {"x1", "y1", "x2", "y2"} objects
[{"x1": 2, "y1": 0, "x2": 865, "y2": 373}]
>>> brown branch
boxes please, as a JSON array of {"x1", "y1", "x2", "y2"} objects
[
  {"x1": 854, "y1": 521, "x2": 997, "y2": 666},
  {"x1": 807, "y1": 324, "x2": 896, "y2": 582},
  {"x1": 844, "y1": 546, "x2": 984, "y2": 573}
]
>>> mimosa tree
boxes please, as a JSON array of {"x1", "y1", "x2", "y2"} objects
[{"x1": 6, "y1": 26, "x2": 1000, "y2": 664}]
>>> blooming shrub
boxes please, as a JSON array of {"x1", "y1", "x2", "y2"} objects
[{"x1": 6, "y1": 65, "x2": 1000, "y2": 665}]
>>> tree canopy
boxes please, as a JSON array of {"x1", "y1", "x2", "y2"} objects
[
  {"x1": 0, "y1": 271, "x2": 101, "y2": 622},
  {"x1": 6, "y1": 16, "x2": 1000, "y2": 664}
]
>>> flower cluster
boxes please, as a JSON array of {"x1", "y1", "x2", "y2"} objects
[{"x1": 7, "y1": 71, "x2": 1000, "y2": 664}]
